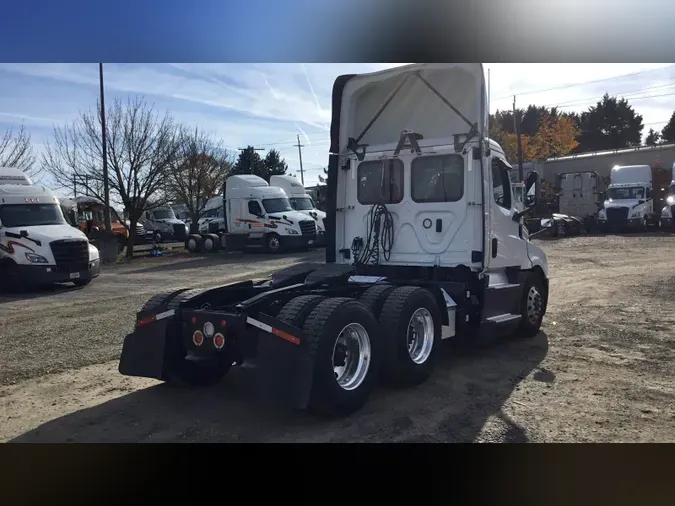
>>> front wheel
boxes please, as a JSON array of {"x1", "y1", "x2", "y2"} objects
[
  {"x1": 265, "y1": 233, "x2": 282, "y2": 254},
  {"x1": 515, "y1": 273, "x2": 547, "y2": 338},
  {"x1": 154, "y1": 231, "x2": 164, "y2": 243}
]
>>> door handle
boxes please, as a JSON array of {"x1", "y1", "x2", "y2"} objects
[
  {"x1": 491, "y1": 238, "x2": 498, "y2": 258},
  {"x1": 436, "y1": 219, "x2": 442, "y2": 232}
]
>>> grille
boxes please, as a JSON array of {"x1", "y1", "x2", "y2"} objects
[
  {"x1": 606, "y1": 207, "x2": 629, "y2": 223},
  {"x1": 208, "y1": 221, "x2": 220, "y2": 233},
  {"x1": 299, "y1": 220, "x2": 317, "y2": 236},
  {"x1": 50, "y1": 239, "x2": 89, "y2": 272},
  {"x1": 135, "y1": 224, "x2": 145, "y2": 236},
  {"x1": 173, "y1": 223, "x2": 187, "y2": 239}
]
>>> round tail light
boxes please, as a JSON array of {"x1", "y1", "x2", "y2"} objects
[
  {"x1": 213, "y1": 333, "x2": 225, "y2": 349},
  {"x1": 193, "y1": 330, "x2": 204, "y2": 346}
]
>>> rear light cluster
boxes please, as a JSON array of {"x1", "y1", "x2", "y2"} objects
[{"x1": 192, "y1": 318, "x2": 228, "y2": 348}]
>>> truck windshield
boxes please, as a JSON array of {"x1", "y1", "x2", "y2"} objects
[
  {"x1": 608, "y1": 187, "x2": 645, "y2": 200},
  {"x1": 153, "y1": 209, "x2": 176, "y2": 220},
  {"x1": 289, "y1": 197, "x2": 314, "y2": 211},
  {"x1": 0, "y1": 204, "x2": 67, "y2": 227},
  {"x1": 263, "y1": 198, "x2": 293, "y2": 213}
]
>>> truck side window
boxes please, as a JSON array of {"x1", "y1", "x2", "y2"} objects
[
  {"x1": 411, "y1": 154, "x2": 464, "y2": 203},
  {"x1": 491, "y1": 158, "x2": 512, "y2": 209},
  {"x1": 248, "y1": 201, "x2": 263, "y2": 216},
  {"x1": 357, "y1": 159, "x2": 404, "y2": 205}
]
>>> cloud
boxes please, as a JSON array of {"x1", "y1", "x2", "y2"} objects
[{"x1": 1, "y1": 63, "x2": 675, "y2": 186}]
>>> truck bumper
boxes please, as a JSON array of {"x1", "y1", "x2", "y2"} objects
[
  {"x1": 119, "y1": 308, "x2": 316, "y2": 410},
  {"x1": 16, "y1": 259, "x2": 100, "y2": 286},
  {"x1": 283, "y1": 235, "x2": 317, "y2": 249},
  {"x1": 598, "y1": 218, "x2": 644, "y2": 231}
]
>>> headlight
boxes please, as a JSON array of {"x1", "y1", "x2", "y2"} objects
[
  {"x1": 598, "y1": 211, "x2": 606, "y2": 219},
  {"x1": 667, "y1": 196, "x2": 675, "y2": 205},
  {"x1": 287, "y1": 229, "x2": 299, "y2": 235},
  {"x1": 25, "y1": 253, "x2": 48, "y2": 264}
]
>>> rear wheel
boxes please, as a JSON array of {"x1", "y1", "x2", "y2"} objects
[
  {"x1": 277, "y1": 295, "x2": 327, "y2": 327},
  {"x1": 302, "y1": 298, "x2": 380, "y2": 416},
  {"x1": 378, "y1": 286, "x2": 441, "y2": 387},
  {"x1": 203, "y1": 234, "x2": 221, "y2": 253},
  {"x1": 359, "y1": 284, "x2": 395, "y2": 319},
  {"x1": 186, "y1": 234, "x2": 204, "y2": 253}
]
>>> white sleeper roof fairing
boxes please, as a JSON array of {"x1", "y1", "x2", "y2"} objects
[{"x1": 336, "y1": 63, "x2": 488, "y2": 156}]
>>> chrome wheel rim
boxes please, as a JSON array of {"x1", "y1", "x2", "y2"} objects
[
  {"x1": 526, "y1": 285, "x2": 543, "y2": 324},
  {"x1": 268, "y1": 236, "x2": 280, "y2": 251},
  {"x1": 407, "y1": 308, "x2": 434, "y2": 364},
  {"x1": 332, "y1": 323, "x2": 371, "y2": 391}
]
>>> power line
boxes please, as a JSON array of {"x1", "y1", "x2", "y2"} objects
[
  {"x1": 493, "y1": 64, "x2": 675, "y2": 102},
  {"x1": 544, "y1": 81, "x2": 675, "y2": 108}
]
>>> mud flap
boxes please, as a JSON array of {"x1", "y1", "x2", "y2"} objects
[
  {"x1": 118, "y1": 319, "x2": 169, "y2": 380},
  {"x1": 255, "y1": 315, "x2": 315, "y2": 410}
]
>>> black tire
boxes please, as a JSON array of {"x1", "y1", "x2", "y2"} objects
[
  {"x1": 73, "y1": 278, "x2": 92, "y2": 287},
  {"x1": 302, "y1": 297, "x2": 380, "y2": 417},
  {"x1": 117, "y1": 237, "x2": 126, "y2": 254},
  {"x1": 203, "y1": 234, "x2": 221, "y2": 253},
  {"x1": 514, "y1": 272, "x2": 547, "y2": 338},
  {"x1": 186, "y1": 234, "x2": 204, "y2": 253},
  {"x1": 265, "y1": 233, "x2": 282, "y2": 254},
  {"x1": 140, "y1": 289, "x2": 189, "y2": 313},
  {"x1": 0, "y1": 260, "x2": 22, "y2": 293},
  {"x1": 154, "y1": 231, "x2": 164, "y2": 243},
  {"x1": 359, "y1": 284, "x2": 395, "y2": 319},
  {"x1": 166, "y1": 288, "x2": 208, "y2": 310},
  {"x1": 378, "y1": 286, "x2": 442, "y2": 387},
  {"x1": 277, "y1": 295, "x2": 327, "y2": 327}
]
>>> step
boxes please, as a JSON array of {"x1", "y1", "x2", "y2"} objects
[{"x1": 485, "y1": 313, "x2": 521, "y2": 324}]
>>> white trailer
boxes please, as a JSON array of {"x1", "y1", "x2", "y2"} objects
[
  {"x1": 0, "y1": 167, "x2": 100, "y2": 291},
  {"x1": 119, "y1": 63, "x2": 550, "y2": 417}
]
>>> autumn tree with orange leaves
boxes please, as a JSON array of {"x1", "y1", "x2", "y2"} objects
[{"x1": 498, "y1": 113, "x2": 579, "y2": 163}]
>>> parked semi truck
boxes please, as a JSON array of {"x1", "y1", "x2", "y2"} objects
[
  {"x1": 269, "y1": 175, "x2": 326, "y2": 245},
  {"x1": 140, "y1": 205, "x2": 189, "y2": 243},
  {"x1": 119, "y1": 63, "x2": 549, "y2": 416},
  {"x1": 597, "y1": 165, "x2": 662, "y2": 232},
  {"x1": 0, "y1": 167, "x2": 100, "y2": 291},
  {"x1": 659, "y1": 162, "x2": 675, "y2": 229},
  {"x1": 184, "y1": 175, "x2": 317, "y2": 254}
]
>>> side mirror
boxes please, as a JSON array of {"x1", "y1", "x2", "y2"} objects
[
  {"x1": 638, "y1": 199, "x2": 645, "y2": 205},
  {"x1": 524, "y1": 171, "x2": 540, "y2": 208}
]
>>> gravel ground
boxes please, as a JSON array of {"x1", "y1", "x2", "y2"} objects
[{"x1": 1, "y1": 234, "x2": 674, "y2": 442}]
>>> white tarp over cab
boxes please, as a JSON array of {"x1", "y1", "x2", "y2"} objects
[{"x1": 338, "y1": 63, "x2": 487, "y2": 153}]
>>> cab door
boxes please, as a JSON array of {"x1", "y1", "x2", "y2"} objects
[{"x1": 486, "y1": 156, "x2": 530, "y2": 271}]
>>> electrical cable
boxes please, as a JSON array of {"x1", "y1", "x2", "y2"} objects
[{"x1": 351, "y1": 203, "x2": 394, "y2": 266}]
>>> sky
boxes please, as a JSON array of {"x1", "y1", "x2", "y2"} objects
[{"x1": 2, "y1": 62, "x2": 675, "y2": 189}]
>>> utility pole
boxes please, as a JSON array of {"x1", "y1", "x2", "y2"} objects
[
  {"x1": 99, "y1": 63, "x2": 111, "y2": 233},
  {"x1": 296, "y1": 135, "x2": 305, "y2": 185},
  {"x1": 513, "y1": 95, "x2": 524, "y2": 183},
  {"x1": 237, "y1": 147, "x2": 265, "y2": 175}
]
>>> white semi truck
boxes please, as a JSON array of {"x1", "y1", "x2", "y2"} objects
[
  {"x1": 119, "y1": 63, "x2": 549, "y2": 417},
  {"x1": 597, "y1": 165, "x2": 659, "y2": 232},
  {"x1": 140, "y1": 205, "x2": 189, "y2": 243},
  {"x1": 659, "y1": 162, "x2": 675, "y2": 230},
  {"x1": 0, "y1": 167, "x2": 100, "y2": 291},
  {"x1": 184, "y1": 174, "x2": 318, "y2": 254},
  {"x1": 269, "y1": 175, "x2": 326, "y2": 245}
]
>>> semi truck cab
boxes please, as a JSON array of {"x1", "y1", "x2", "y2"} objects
[
  {"x1": 598, "y1": 165, "x2": 656, "y2": 232},
  {"x1": 119, "y1": 63, "x2": 550, "y2": 417},
  {"x1": 659, "y1": 162, "x2": 675, "y2": 229},
  {"x1": 0, "y1": 167, "x2": 100, "y2": 291},
  {"x1": 269, "y1": 174, "x2": 326, "y2": 245}
]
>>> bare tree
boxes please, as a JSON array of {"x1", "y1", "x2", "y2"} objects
[
  {"x1": 166, "y1": 126, "x2": 233, "y2": 232},
  {"x1": 0, "y1": 125, "x2": 37, "y2": 178},
  {"x1": 42, "y1": 96, "x2": 180, "y2": 257}
]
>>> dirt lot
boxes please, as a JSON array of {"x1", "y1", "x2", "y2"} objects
[{"x1": 1, "y1": 235, "x2": 674, "y2": 443}]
